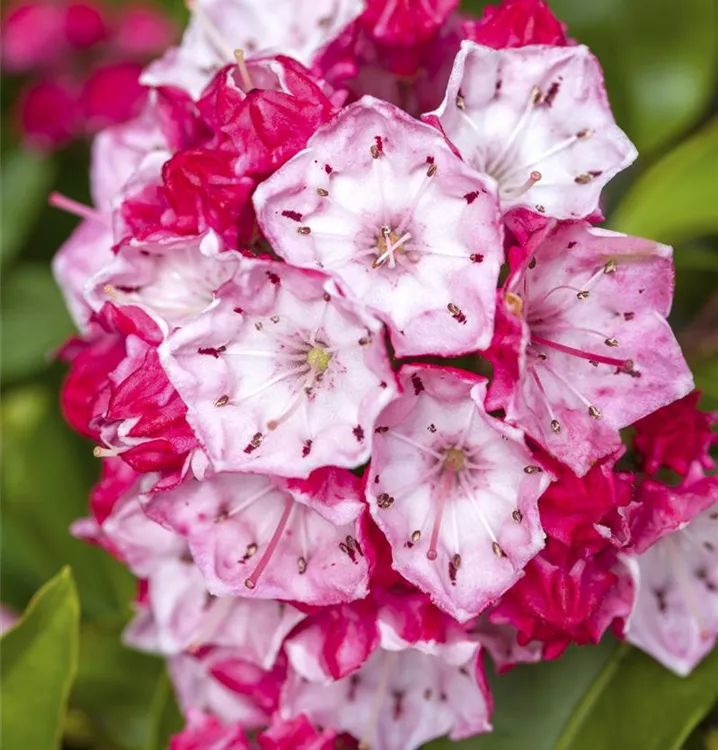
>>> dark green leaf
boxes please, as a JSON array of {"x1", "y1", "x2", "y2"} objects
[
  {"x1": 71, "y1": 622, "x2": 183, "y2": 750},
  {"x1": 0, "y1": 568, "x2": 79, "y2": 750},
  {"x1": 426, "y1": 640, "x2": 617, "y2": 750},
  {"x1": 555, "y1": 644, "x2": 718, "y2": 750},
  {"x1": 0, "y1": 150, "x2": 55, "y2": 268},
  {"x1": 0, "y1": 385, "x2": 134, "y2": 619},
  {"x1": 0, "y1": 264, "x2": 76, "y2": 382},
  {"x1": 610, "y1": 118, "x2": 718, "y2": 246}
]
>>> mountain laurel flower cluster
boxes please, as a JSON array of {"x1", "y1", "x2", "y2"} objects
[{"x1": 50, "y1": 0, "x2": 717, "y2": 747}]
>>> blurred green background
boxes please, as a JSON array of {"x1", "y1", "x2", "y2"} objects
[{"x1": 1, "y1": 0, "x2": 717, "y2": 748}]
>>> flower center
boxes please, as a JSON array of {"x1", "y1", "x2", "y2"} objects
[
  {"x1": 372, "y1": 225, "x2": 413, "y2": 269},
  {"x1": 443, "y1": 447, "x2": 466, "y2": 472},
  {"x1": 306, "y1": 345, "x2": 332, "y2": 373}
]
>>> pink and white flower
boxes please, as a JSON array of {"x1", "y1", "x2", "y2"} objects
[
  {"x1": 143, "y1": 0, "x2": 364, "y2": 98},
  {"x1": 87, "y1": 230, "x2": 241, "y2": 328},
  {"x1": 281, "y1": 590, "x2": 492, "y2": 750},
  {"x1": 142, "y1": 467, "x2": 372, "y2": 603},
  {"x1": 623, "y1": 491, "x2": 718, "y2": 676},
  {"x1": 160, "y1": 259, "x2": 397, "y2": 476},
  {"x1": 427, "y1": 41, "x2": 637, "y2": 217},
  {"x1": 367, "y1": 365, "x2": 550, "y2": 621},
  {"x1": 254, "y1": 96, "x2": 503, "y2": 357},
  {"x1": 486, "y1": 220, "x2": 694, "y2": 476}
]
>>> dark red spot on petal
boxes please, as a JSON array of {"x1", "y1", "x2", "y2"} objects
[
  {"x1": 281, "y1": 210, "x2": 302, "y2": 222},
  {"x1": 543, "y1": 81, "x2": 560, "y2": 107},
  {"x1": 198, "y1": 346, "x2": 226, "y2": 358},
  {"x1": 411, "y1": 373, "x2": 425, "y2": 395},
  {"x1": 266, "y1": 271, "x2": 280, "y2": 285},
  {"x1": 464, "y1": 191, "x2": 479, "y2": 204},
  {"x1": 352, "y1": 425, "x2": 365, "y2": 442}
]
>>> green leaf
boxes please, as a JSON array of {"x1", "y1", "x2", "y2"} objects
[
  {"x1": 426, "y1": 639, "x2": 617, "y2": 750},
  {"x1": 547, "y1": 0, "x2": 717, "y2": 154},
  {"x1": 0, "y1": 568, "x2": 80, "y2": 750},
  {"x1": 0, "y1": 150, "x2": 55, "y2": 268},
  {"x1": 1, "y1": 385, "x2": 134, "y2": 619},
  {"x1": 555, "y1": 644, "x2": 718, "y2": 750},
  {"x1": 0, "y1": 264, "x2": 76, "y2": 383},
  {"x1": 71, "y1": 622, "x2": 183, "y2": 750},
  {"x1": 611, "y1": 118, "x2": 718, "y2": 246}
]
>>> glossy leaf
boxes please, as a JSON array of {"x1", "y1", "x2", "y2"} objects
[
  {"x1": 611, "y1": 118, "x2": 718, "y2": 246},
  {"x1": 0, "y1": 385, "x2": 134, "y2": 619},
  {"x1": 71, "y1": 622, "x2": 183, "y2": 750},
  {"x1": 0, "y1": 568, "x2": 79, "y2": 750},
  {"x1": 555, "y1": 644, "x2": 718, "y2": 750},
  {"x1": 0, "y1": 264, "x2": 75, "y2": 382},
  {"x1": 0, "y1": 149, "x2": 55, "y2": 268},
  {"x1": 426, "y1": 640, "x2": 617, "y2": 750}
]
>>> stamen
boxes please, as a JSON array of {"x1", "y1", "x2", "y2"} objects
[
  {"x1": 531, "y1": 335, "x2": 632, "y2": 369},
  {"x1": 529, "y1": 368, "x2": 560, "y2": 433},
  {"x1": 186, "y1": 0, "x2": 234, "y2": 61},
  {"x1": 541, "y1": 359, "x2": 601, "y2": 415},
  {"x1": 668, "y1": 539, "x2": 710, "y2": 639},
  {"x1": 224, "y1": 483, "x2": 275, "y2": 519},
  {"x1": 486, "y1": 88, "x2": 539, "y2": 177},
  {"x1": 358, "y1": 651, "x2": 397, "y2": 750},
  {"x1": 233, "y1": 49, "x2": 254, "y2": 91},
  {"x1": 427, "y1": 469, "x2": 454, "y2": 561},
  {"x1": 503, "y1": 170, "x2": 541, "y2": 197},
  {"x1": 187, "y1": 596, "x2": 235, "y2": 652},
  {"x1": 387, "y1": 431, "x2": 444, "y2": 460},
  {"x1": 266, "y1": 370, "x2": 316, "y2": 430},
  {"x1": 457, "y1": 473, "x2": 503, "y2": 550},
  {"x1": 244, "y1": 497, "x2": 293, "y2": 589},
  {"x1": 93, "y1": 446, "x2": 120, "y2": 458},
  {"x1": 49, "y1": 192, "x2": 104, "y2": 223}
]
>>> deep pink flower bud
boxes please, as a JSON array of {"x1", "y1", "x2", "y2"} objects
[
  {"x1": 259, "y1": 714, "x2": 337, "y2": 750},
  {"x1": 360, "y1": 0, "x2": 457, "y2": 48},
  {"x1": 633, "y1": 391, "x2": 717, "y2": 477},
  {"x1": 64, "y1": 0, "x2": 108, "y2": 49},
  {"x1": 536, "y1": 450, "x2": 636, "y2": 555},
  {"x1": 169, "y1": 709, "x2": 249, "y2": 750},
  {"x1": 79, "y1": 62, "x2": 147, "y2": 133},
  {"x1": 113, "y1": 4, "x2": 177, "y2": 58},
  {"x1": 16, "y1": 78, "x2": 80, "y2": 149},
  {"x1": 490, "y1": 542, "x2": 634, "y2": 659},
  {"x1": 1, "y1": 1, "x2": 66, "y2": 72},
  {"x1": 464, "y1": 0, "x2": 569, "y2": 48}
]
